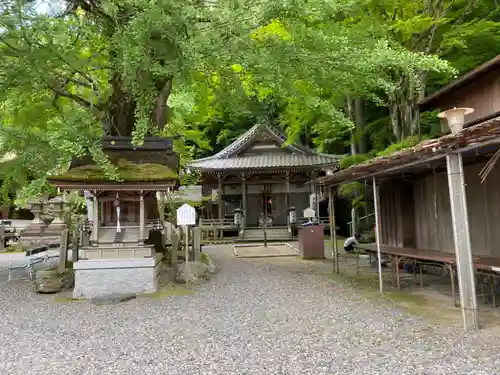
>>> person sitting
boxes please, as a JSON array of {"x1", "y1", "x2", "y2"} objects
[{"x1": 344, "y1": 234, "x2": 361, "y2": 253}]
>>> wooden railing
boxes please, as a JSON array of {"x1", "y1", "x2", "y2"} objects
[{"x1": 199, "y1": 218, "x2": 237, "y2": 228}]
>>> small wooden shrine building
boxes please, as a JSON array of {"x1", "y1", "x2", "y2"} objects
[
  {"x1": 187, "y1": 123, "x2": 342, "y2": 239},
  {"x1": 48, "y1": 136, "x2": 179, "y2": 298}
]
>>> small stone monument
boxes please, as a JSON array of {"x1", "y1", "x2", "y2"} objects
[
  {"x1": 45, "y1": 195, "x2": 69, "y2": 237},
  {"x1": 19, "y1": 198, "x2": 47, "y2": 245}
]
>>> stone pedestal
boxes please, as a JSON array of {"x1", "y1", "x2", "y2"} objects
[
  {"x1": 73, "y1": 254, "x2": 162, "y2": 299},
  {"x1": 20, "y1": 199, "x2": 47, "y2": 244},
  {"x1": 45, "y1": 195, "x2": 69, "y2": 236}
]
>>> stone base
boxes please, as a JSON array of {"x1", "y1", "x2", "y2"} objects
[
  {"x1": 20, "y1": 221, "x2": 47, "y2": 238},
  {"x1": 19, "y1": 235, "x2": 61, "y2": 246},
  {"x1": 73, "y1": 254, "x2": 162, "y2": 299},
  {"x1": 44, "y1": 222, "x2": 67, "y2": 237}
]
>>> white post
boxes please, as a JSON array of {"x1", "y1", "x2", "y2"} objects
[
  {"x1": 139, "y1": 194, "x2": 145, "y2": 243},
  {"x1": 92, "y1": 195, "x2": 99, "y2": 245},
  {"x1": 446, "y1": 153, "x2": 479, "y2": 330},
  {"x1": 372, "y1": 176, "x2": 383, "y2": 293}
]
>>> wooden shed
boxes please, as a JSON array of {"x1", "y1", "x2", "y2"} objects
[{"x1": 317, "y1": 55, "x2": 500, "y2": 331}]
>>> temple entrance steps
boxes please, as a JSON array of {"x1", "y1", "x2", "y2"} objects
[
  {"x1": 98, "y1": 226, "x2": 141, "y2": 244},
  {"x1": 238, "y1": 227, "x2": 292, "y2": 242}
]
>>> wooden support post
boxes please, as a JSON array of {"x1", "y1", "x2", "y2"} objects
[
  {"x1": 171, "y1": 229, "x2": 179, "y2": 266},
  {"x1": 92, "y1": 194, "x2": 99, "y2": 245},
  {"x1": 100, "y1": 202, "x2": 104, "y2": 226},
  {"x1": 159, "y1": 192, "x2": 165, "y2": 223},
  {"x1": 139, "y1": 193, "x2": 145, "y2": 243},
  {"x1": 373, "y1": 177, "x2": 384, "y2": 293},
  {"x1": 328, "y1": 186, "x2": 339, "y2": 273},
  {"x1": 184, "y1": 225, "x2": 189, "y2": 262},
  {"x1": 58, "y1": 229, "x2": 69, "y2": 273},
  {"x1": 193, "y1": 227, "x2": 201, "y2": 261},
  {"x1": 217, "y1": 173, "x2": 223, "y2": 220},
  {"x1": 241, "y1": 173, "x2": 247, "y2": 233},
  {"x1": 0, "y1": 224, "x2": 5, "y2": 251},
  {"x1": 285, "y1": 171, "x2": 290, "y2": 210},
  {"x1": 315, "y1": 184, "x2": 320, "y2": 221},
  {"x1": 446, "y1": 153, "x2": 479, "y2": 330}
]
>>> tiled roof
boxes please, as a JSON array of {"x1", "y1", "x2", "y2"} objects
[
  {"x1": 188, "y1": 154, "x2": 341, "y2": 171},
  {"x1": 188, "y1": 123, "x2": 343, "y2": 170}
]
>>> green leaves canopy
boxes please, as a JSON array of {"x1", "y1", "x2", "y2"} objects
[{"x1": 0, "y1": 0, "x2": 456, "y2": 200}]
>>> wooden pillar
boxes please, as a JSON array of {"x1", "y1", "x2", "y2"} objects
[
  {"x1": 285, "y1": 171, "x2": 290, "y2": 209},
  {"x1": 315, "y1": 184, "x2": 320, "y2": 221},
  {"x1": 217, "y1": 173, "x2": 223, "y2": 220},
  {"x1": 158, "y1": 192, "x2": 165, "y2": 223},
  {"x1": 373, "y1": 177, "x2": 383, "y2": 293},
  {"x1": 241, "y1": 173, "x2": 247, "y2": 231},
  {"x1": 446, "y1": 153, "x2": 479, "y2": 330},
  {"x1": 0, "y1": 224, "x2": 4, "y2": 251},
  {"x1": 139, "y1": 193, "x2": 145, "y2": 243},
  {"x1": 100, "y1": 202, "x2": 104, "y2": 226},
  {"x1": 92, "y1": 194, "x2": 99, "y2": 245},
  {"x1": 328, "y1": 186, "x2": 339, "y2": 273}
]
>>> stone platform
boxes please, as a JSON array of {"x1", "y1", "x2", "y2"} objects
[{"x1": 73, "y1": 254, "x2": 162, "y2": 299}]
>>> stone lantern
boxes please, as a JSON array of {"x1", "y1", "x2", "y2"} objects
[
  {"x1": 288, "y1": 205, "x2": 297, "y2": 225},
  {"x1": 233, "y1": 208, "x2": 242, "y2": 226},
  {"x1": 438, "y1": 107, "x2": 474, "y2": 134},
  {"x1": 19, "y1": 198, "x2": 47, "y2": 243},
  {"x1": 45, "y1": 195, "x2": 69, "y2": 236}
]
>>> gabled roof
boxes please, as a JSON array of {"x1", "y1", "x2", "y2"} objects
[
  {"x1": 187, "y1": 123, "x2": 343, "y2": 171},
  {"x1": 418, "y1": 55, "x2": 500, "y2": 111}
]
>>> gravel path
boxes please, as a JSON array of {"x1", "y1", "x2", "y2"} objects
[{"x1": 0, "y1": 245, "x2": 499, "y2": 375}]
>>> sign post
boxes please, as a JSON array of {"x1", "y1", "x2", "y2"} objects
[{"x1": 176, "y1": 203, "x2": 197, "y2": 264}]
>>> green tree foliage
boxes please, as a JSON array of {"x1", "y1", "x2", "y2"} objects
[{"x1": 0, "y1": 0, "x2": 497, "y2": 204}]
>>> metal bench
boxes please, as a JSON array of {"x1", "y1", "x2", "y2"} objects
[{"x1": 8, "y1": 245, "x2": 60, "y2": 281}]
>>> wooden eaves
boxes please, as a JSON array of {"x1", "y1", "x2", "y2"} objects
[{"x1": 315, "y1": 116, "x2": 500, "y2": 187}]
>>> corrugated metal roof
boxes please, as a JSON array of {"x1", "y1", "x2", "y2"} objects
[
  {"x1": 189, "y1": 154, "x2": 341, "y2": 170},
  {"x1": 315, "y1": 116, "x2": 500, "y2": 186}
]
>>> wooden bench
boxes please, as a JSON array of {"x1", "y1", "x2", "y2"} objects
[
  {"x1": 358, "y1": 244, "x2": 459, "y2": 305},
  {"x1": 471, "y1": 256, "x2": 500, "y2": 307},
  {"x1": 359, "y1": 244, "x2": 500, "y2": 308}
]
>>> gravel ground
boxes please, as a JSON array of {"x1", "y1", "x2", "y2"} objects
[{"x1": 0, "y1": 245, "x2": 500, "y2": 375}]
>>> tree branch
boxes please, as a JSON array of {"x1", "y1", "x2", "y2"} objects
[{"x1": 51, "y1": 87, "x2": 95, "y2": 109}]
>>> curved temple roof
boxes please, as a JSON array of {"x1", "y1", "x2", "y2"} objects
[{"x1": 187, "y1": 123, "x2": 344, "y2": 172}]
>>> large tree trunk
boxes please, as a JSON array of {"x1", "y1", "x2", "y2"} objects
[
  {"x1": 346, "y1": 96, "x2": 357, "y2": 155},
  {"x1": 104, "y1": 74, "x2": 137, "y2": 136},
  {"x1": 354, "y1": 98, "x2": 367, "y2": 153},
  {"x1": 389, "y1": 96, "x2": 402, "y2": 142}
]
